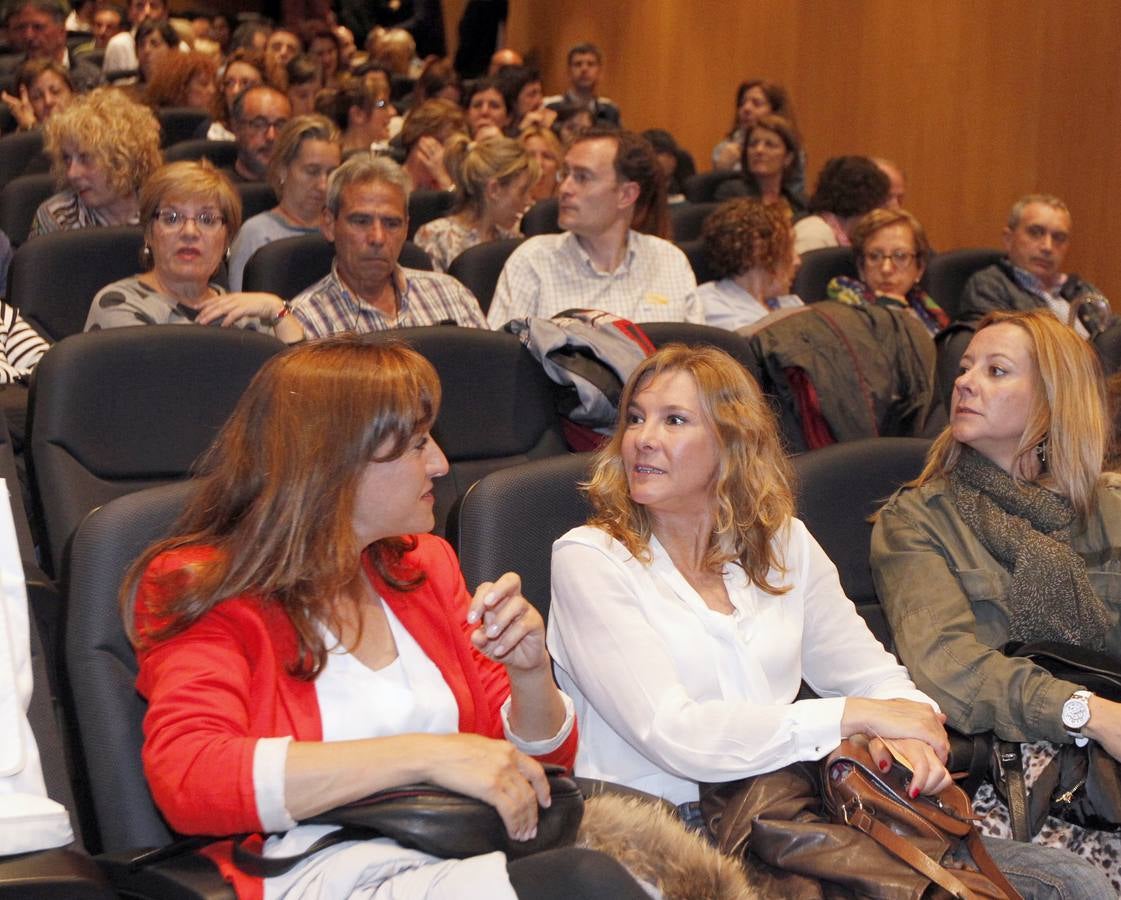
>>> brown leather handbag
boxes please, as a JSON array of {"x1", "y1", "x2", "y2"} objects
[{"x1": 701, "y1": 740, "x2": 1020, "y2": 899}]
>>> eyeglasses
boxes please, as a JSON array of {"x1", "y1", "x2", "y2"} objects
[
  {"x1": 240, "y1": 116, "x2": 289, "y2": 134},
  {"x1": 864, "y1": 249, "x2": 917, "y2": 267},
  {"x1": 152, "y1": 209, "x2": 226, "y2": 231}
]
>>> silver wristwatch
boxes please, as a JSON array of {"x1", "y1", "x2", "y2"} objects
[{"x1": 1061, "y1": 690, "x2": 1093, "y2": 747}]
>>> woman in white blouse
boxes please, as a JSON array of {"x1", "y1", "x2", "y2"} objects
[{"x1": 548, "y1": 343, "x2": 951, "y2": 810}]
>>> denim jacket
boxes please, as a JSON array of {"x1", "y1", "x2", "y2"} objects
[{"x1": 871, "y1": 474, "x2": 1121, "y2": 744}]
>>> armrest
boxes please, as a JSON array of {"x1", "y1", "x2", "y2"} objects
[
  {"x1": 96, "y1": 849, "x2": 236, "y2": 900},
  {"x1": 0, "y1": 847, "x2": 114, "y2": 898}
]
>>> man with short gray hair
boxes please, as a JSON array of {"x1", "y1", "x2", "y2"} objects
[
  {"x1": 3, "y1": 0, "x2": 100, "y2": 91},
  {"x1": 959, "y1": 193, "x2": 1109, "y2": 335},
  {"x1": 291, "y1": 156, "x2": 486, "y2": 337}
]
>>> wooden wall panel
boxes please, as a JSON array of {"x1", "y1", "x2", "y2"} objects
[{"x1": 504, "y1": 0, "x2": 1121, "y2": 300}]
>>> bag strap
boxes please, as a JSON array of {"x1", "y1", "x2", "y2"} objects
[
  {"x1": 995, "y1": 739, "x2": 1032, "y2": 842},
  {"x1": 845, "y1": 806, "x2": 979, "y2": 899},
  {"x1": 231, "y1": 826, "x2": 376, "y2": 878}
]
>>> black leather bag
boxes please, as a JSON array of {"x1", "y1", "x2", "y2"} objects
[
  {"x1": 995, "y1": 642, "x2": 1121, "y2": 838},
  {"x1": 232, "y1": 765, "x2": 585, "y2": 878}
]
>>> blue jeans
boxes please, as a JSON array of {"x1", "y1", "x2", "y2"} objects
[
  {"x1": 676, "y1": 803, "x2": 1114, "y2": 899},
  {"x1": 977, "y1": 836, "x2": 1114, "y2": 900}
]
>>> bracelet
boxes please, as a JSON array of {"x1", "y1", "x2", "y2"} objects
[{"x1": 267, "y1": 301, "x2": 293, "y2": 328}]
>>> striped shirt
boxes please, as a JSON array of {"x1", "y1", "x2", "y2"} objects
[
  {"x1": 486, "y1": 231, "x2": 701, "y2": 329},
  {"x1": 0, "y1": 300, "x2": 49, "y2": 383},
  {"x1": 292, "y1": 262, "x2": 487, "y2": 338},
  {"x1": 30, "y1": 189, "x2": 139, "y2": 238}
]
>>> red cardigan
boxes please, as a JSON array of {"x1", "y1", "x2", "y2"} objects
[{"x1": 134, "y1": 534, "x2": 577, "y2": 898}]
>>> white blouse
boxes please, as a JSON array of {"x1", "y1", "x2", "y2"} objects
[{"x1": 547, "y1": 521, "x2": 936, "y2": 806}]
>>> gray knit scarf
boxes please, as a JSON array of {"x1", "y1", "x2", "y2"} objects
[{"x1": 949, "y1": 446, "x2": 1110, "y2": 648}]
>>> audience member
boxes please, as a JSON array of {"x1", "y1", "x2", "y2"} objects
[
  {"x1": 228, "y1": 115, "x2": 341, "y2": 292},
  {"x1": 488, "y1": 46, "x2": 523, "y2": 75},
  {"x1": 872, "y1": 310, "x2": 1121, "y2": 892},
  {"x1": 229, "y1": 19, "x2": 271, "y2": 56},
  {"x1": 398, "y1": 98, "x2": 466, "y2": 191},
  {"x1": 714, "y1": 114, "x2": 806, "y2": 214},
  {"x1": 229, "y1": 85, "x2": 292, "y2": 183},
  {"x1": 958, "y1": 194, "x2": 1110, "y2": 335},
  {"x1": 487, "y1": 128, "x2": 700, "y2": 328},
  {"x1": 411, "y1": 56, "x2": 461, "y2": 106},
  {"x1": 3, "y1": 0, "x2": 100, "y2": 92},
  {"x1": 463, "y1": 76, "x2": 511, "y2": 138},
  {"x1": 32, "y1": 86, "x2": 161, "y2": 236},
  {"x1": 828, "y1": 207, "x2": 949, "y2": 335},
  {"x1": 265, "y1": 27, "x2": 302, "y2": 72},
  {"x1": 371, "y1": 27, "x2": 421, "y2": 79},
  {"x1": 133, "y1": 18, "x2": 178, "y2": 88},
  {"x1": 874, "y1": 157, "x2": 906, "y2": 209},
  {"x1": 0, "y1": 298, "x2": 49, "y2": 383},
  {"x1": 85, "y1": 160, "x2": 302, "y2": 341},
  {"x1": 519, "y1": 123, "x2": 562, "y2": 202},
  {"x1": 315, "y1": 76, "x2": 393, "y2": 155},
  {"x1": 102, "y1": 0, "x2": 169, "y2": 82},
  {"x1": 285, "y1": 53, "x2": 323, "y2": 116},
  {"x1": 302, "y1": 22, "x2": 343, "y2": 87},
  {"x1": 496, "y1": 65, "x2": 553, "y2": 131},
  {"x1": 291, "y1": 155, "x2": 486, "y2": 336},
  {"x1": 641, "y1": 129, "x2": 694, "y2": 204},
  {"x1": 414, "y1": 133, "x2": 537, "y2": 272},
  {"x1": 143, "y1": 50, "x2": 217, "y2": 111},
  {"x1": 712, "y1": 79, "x2": 793, "y2": 172},
  {"x1": 543, "y1": 42, "x2": 620, "y2": 127},
  {"x1": 697, "y1": 197, "x2": 803, "y2": 331},
  {"x1": 202, "y1": 49, "x2": 265, "y2": 141},
  {"x1": 552, "y1": 102, "x2": 594, "y2": 148},
  {"x1": 793, "y1": 155, "x2": 890, "y2": 254},
  {"x1": 92, "y1": 2, "x2": 124, "y2": 44},
  {"x1": 1, "y1": 58, "x2": 71, "y2": 131}
]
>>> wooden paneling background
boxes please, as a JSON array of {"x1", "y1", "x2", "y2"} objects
[{"x1": 479, "y1": 0, "x2": 1121, "y2": 300}]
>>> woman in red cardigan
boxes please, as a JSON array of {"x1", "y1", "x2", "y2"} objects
[{"x1": 123, "y1": 337, "x2": 646, "y2": 900}]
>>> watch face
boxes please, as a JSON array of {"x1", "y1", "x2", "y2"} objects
[{"x1": 1063, "y1": 696, "x2": 1091, "y2": 730}]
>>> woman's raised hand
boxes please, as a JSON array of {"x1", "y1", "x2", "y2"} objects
[
  {"x1": 423, "y1": 733, "x2": 551, "y2": 841},
  {"x1": 0, "y1": 85, "x2": 36, "y2": 131},
  {"x1": 865, "y1": 736, "x2": 953, "y2": 797},
  {"x1": 467, "y1": 572, "x2": 548, "y2": 673}
]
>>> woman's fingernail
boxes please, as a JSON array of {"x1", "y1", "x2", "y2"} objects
[
  {"x1": 879, "y1": 759, "x2": 889, "y2": 771},
  {"x1": 910, "y1": 786, "x2": 919, "y2": 799},
  {"x1": 484, "y1": 591, "x2": 497, "y2": 606},
  {"x1": 466, "y1": 609, "x2": 479, "y2": 623},
  {"x1": 487, "y1": 624, "x2": 499, "y2": 637}
]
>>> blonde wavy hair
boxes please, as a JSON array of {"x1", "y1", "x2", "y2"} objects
[
  {"x1": 443, "y1": 132, "x2": 539, "y2": 218},
  {"x1": 915, "y1": 310, "x2": 1107, "y2": 519},
  {"x1": 45, "y1": 86, "x2": 162, "y2": 198},
  {"x1": 586, "y1": 344, "x2": 794, "y2": 594}
]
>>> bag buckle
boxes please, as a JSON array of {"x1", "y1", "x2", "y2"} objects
[{"x1": 839, "y1": 796, "x2": 865, "y2": 825}]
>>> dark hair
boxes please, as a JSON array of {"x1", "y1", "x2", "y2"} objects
[
  {"x1": 7, "y1": 0, "x2": 67, "y2": 24},
  {"x1": 495, "y1": 64, "x2": 540, "y2": 113},
  {"x1": 122, "y1": 337, "x2": 441, "y2": 679},
  {"x1": 728, "y1": 79, "x2": 792, "y2": 137},
  {"x1": 738, "y1": 114, "x2": 803, "y2": 193},
  {"x1": 414, "y1": 57, "x2": 460, "y2": 103},
  {"x1": 286, "y1": 53, "x2": 322, "y2": 88},
  {"x1": 463, "y1": 76, "x2": 509, "y2": 119},
  {"x1": 573, "y1": 127, "x2": 669, "y2": 238},
  {"x1": 136, "y1": 18, "x2": 179, "y2": 54},
  {"x1": 808, "y1": 155, "x2": 890, "y2": 218},
  {"x1": 230, "y1": 20, "x2": 272, "y2": 53},
  {"x1": 567, "y1": 42, "x2": 602, "y2": 65}
]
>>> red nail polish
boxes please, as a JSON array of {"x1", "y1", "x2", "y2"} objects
[
  {"x1": 879, "y1": 759, "x2": 889, "y2": 771},
  {"x1": 910, "y1": 786, "x2": 919, "y2": 799}
]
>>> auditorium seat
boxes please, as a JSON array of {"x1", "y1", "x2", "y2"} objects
[
  {"x1": 27, "y1": 326, "x2": 284, "y2": 577},
  {"x1": 0, "y1": 173, "x2": 54, "y2": 246},
  {"x1": 363, "y1": 326, "x2": 569, "y2": 536},
  {"x1": 791, "y1": 437, "x2": 931, "y2": 648},
  {"x1": 241, "y1": 233, "x2": 432, "y2": 299},
  {"x1": 8, "y1": 226, "x2": 145, "y2": 341},
  {"x1": 0, "y1": 129, "x2": 45, "y2": 191},
  {"x1": 520, "y1": 197, "x2": 560, "y2": 236},
  {"x1": 924, "y1": 247, "x2": 1003, "y2": 322},
  {"x1": 407, "y1": 188, "x2": 456, "y2": 238},
  {"x1": 156, "y1": 108, "x2": 210, "y2": 148},
  {"x1": 683, "y1": 170, "x2": 739, "y2": 203},
  {"x1": 639, "y1": 321, "x2": 761, "y2": 383},
  {"x1": 668, "y1": 201, "x2": 718, "y2": 242},
  {"x1": 234, "y1": 181, "x2": 277, "y2": 222},
  {"x1": 792, "y1": 246, "x2": 858, "y2": 302},
  {"x1": 676, "y1": 237, "x2": 717, "y2": 285},
  {"x1": 162, "y1": 139, "x2": 238, "y2": 167},
  {"x1": 445, "y1": 237, "x2": 523, "y2": 314}
]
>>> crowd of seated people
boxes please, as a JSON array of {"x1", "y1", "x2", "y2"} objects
[{"x1": 1, "y1": 7, "x2": 1121, "y2": 897}]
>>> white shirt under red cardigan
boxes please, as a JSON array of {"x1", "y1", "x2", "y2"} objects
[{"x1": 134, "y1": 534, "x2": 577, "y2": 900}]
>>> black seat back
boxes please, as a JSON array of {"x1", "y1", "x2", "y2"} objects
[
  {"x1": 407, "y1": 188, "x2": 456, "y2": 238},
  {"x1": 791, "y1": 437, "x2": 931, "y2": 647},
  {"x1": 668, "y1": 201, "x2": 718, "y2": 242},
  {"x1": 520, "y1": 197, "x2": 560, "y2": 236},
  {"x1": 793, "y1": 246, "x2": 859, "y2": 302},
  {"x1": 925, "y1": 248, "x2": 1004, "y2": 322},
  {"x1": 8, "y1": 226, "x2": 145, "y2": 341},
  {"x1": 28, "y1": 326, "x2": 283, "y2": 577},
  {"x1": 445, "y1": 237, "x2": 523, "y2": 315},
  {"x1": 162, "y1": 139, "x2": 238, "y2": 167},
  {"x1": 0, "y1": 173, "x2": 55, "y2": 246}
]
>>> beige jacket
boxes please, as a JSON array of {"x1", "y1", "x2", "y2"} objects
[{"x1": 871, "y1": 474, "x2": 1121, "y2": 744}]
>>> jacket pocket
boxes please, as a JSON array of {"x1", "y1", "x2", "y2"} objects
[{"x1": 956, "y1": 567, "x2": 1007, "y2": 605}]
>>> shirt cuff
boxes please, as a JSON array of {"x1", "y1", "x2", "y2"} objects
[
  {"x1": 253, "y1": 735, "x2": 297, "y2": 833},
  {"x1": 788, "y1": 696, "x2": 847, "y2": 760},
  {"x1": 501, "y1": 691, "x2": 575, "y2": 756}
]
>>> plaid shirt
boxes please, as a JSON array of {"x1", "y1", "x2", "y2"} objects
[
  {"x1": 292, "y1": 262, "x2": 487, "y2": 338},
  {"x1": 487, "y1": 231, "x2": 702, "y2": 329}
]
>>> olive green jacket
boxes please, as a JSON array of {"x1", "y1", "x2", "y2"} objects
[{"x1": 870, "y1": 474, "x2": 1121, "y2": 744}]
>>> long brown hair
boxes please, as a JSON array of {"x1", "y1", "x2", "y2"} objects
[
  {"x1": 122, "y1": 337, "x2": 442, "y2": 678},
  {"x1": 585, "y1": 344, "x2": 794, "y2": 594}
]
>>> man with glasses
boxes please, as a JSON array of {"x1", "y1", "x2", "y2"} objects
[
  {"x1": 487, "y1": 128, "x2": 700, "y2": 329},
  {"x1": 291, "y1": 155, "x2": 486, "y2": 337},
  {"x1": 959, "y1": 194, "x2": 1110, "y2": 336},
  {"x1": 228, "y1": 86, "x2": 291, "y2": 183}
]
